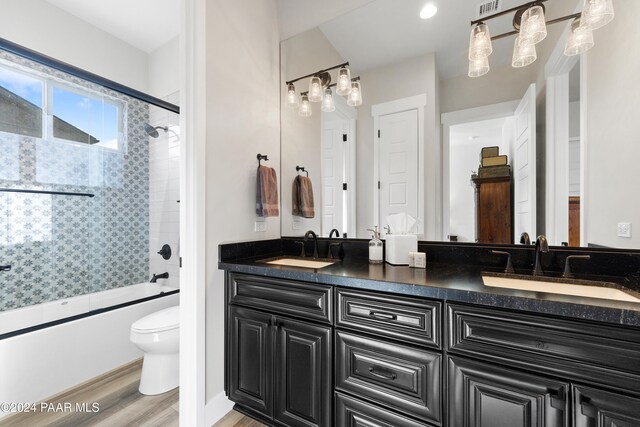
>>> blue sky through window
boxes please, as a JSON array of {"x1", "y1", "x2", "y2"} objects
[
  {"x1": 0, "y1": 67, "x2": 42, "y2": 107},
  {"x1": 52, "y1": 87, "x2": 119, "y2": 143}
]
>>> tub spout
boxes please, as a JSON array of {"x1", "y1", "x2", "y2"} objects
[{"x1": 150, "y1": 272, "x2": 169, "y2": 283}]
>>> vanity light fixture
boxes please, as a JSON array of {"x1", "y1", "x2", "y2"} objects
[
  {"x1": 347, "y1": 81, "x2": 362, "y2": 107},
  {"x1": 286, "y1": 83, "x2": 299, "y2": 108},
  {"x1": 286, "y1": 62, "x2": 363, "y2": 117},
  {"x1": 321, "y1": 88, "x2": 336, "y2": 112},
  {"x1": 299, "y1": 93, "x2": 312, "y2": 117},
  {"x1": 467, "y1": 0, "x2": 613, "y2": 77},
  {"x1": 308, "y1": 76, "x2": 323, "y2": 102},
  {"x1": 582, "y1": 0, "x2": 614, "y2": 29},
  {"x1": 564, "y1": 17, "x2": 594, "y2": 56},
  {"x1": 336, "y1": 66, "x2": 352, "y2": 96}
]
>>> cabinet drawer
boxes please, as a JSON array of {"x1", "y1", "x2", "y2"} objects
[
  {"x1": 448, "y1": 303, "x2": 640, "y2": 375},
  {"x1": 336, "y1": 288, "x2": 441, "y2": 348},
  {"x1": 228, "y1": 273, "x2": 332, "y2": 323},
  {"x1": 335, "y1": 392, "x2": 434, "y2": 427},
  {"x1": 335, "y1": 331, "x2": 441, "y2": 424},
  {"x1": 573, "y1": 385, "x2": 640, "y2": 427}
]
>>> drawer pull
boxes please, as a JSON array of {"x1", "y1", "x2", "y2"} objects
[
  {"x1": 368, "y1": 311, "x2": 398, "y2": 321},
  {"x1": 368, "y1": 366, "x2": 397, "y2": 381},
  {"x1": 580, "y1": 400, "x2": 598, "y2": 419}
]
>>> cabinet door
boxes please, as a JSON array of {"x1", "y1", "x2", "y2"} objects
[
  {"x1": 228, "y1": 306, "x2": 274, "y2": 417},
  {"x1": 448, "y1": 357, "x2": 568, "y2": 427},
  {"x1": 275, "y1": 317, "x2": 332, "y2": 427},
  {"x1": 573, "y1": 385, "x2": 640, "y2": 427}
]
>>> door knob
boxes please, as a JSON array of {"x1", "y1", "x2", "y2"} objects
[{"x1": 0, "y1": 265, "x2": 11, "y2": 272}]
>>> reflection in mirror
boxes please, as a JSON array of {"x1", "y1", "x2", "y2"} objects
[{"x1": 281, "y1": 0, "x2": 640, "y2": 250}]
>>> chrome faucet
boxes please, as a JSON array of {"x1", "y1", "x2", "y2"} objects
[
  {"x1": 533, "y1": 235, "x2": 549, "y2": 276},
  {"x1": 304, "y1": 230, "x2": 319, "y2": 258}
]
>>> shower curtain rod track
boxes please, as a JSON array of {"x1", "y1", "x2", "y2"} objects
[{"x1": 0, "y1": 188, "x2": 95, "y2": 198}]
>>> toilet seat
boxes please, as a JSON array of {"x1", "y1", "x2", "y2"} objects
[{"x1": 131, "y1": 305, "x2": 179, "y2": 334}]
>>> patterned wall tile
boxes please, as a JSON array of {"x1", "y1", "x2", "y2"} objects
[{"x1": 0, "y1": 51, "x2": 151, "y2": 311}]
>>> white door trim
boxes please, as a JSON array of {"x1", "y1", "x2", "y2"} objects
[
  {"x1": 180, "y1": 0, "x2": 207, "y2": 425},
  {"x1": 372, "y1": 94, "x2": 426, "y2": 237},
  {"x1": 440, "y1": 100, "x2": 519, "y2": 241},
  {"x1": 544, "y1": 2, "x2": 586, "y2": 246}
]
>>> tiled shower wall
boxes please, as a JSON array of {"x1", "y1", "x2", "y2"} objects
[
  {"x1": 0, "y1": 51, "x2": 150, "y2": 311},
  {"x1": 148, "y1": 93, "x2": 180, "y2": 289}
]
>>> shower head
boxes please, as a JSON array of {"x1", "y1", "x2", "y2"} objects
[{"x1": 144, "y1": 123, "x2": 168, "y2": 138}]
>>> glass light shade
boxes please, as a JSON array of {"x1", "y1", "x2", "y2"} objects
[
  {"x1": 286, "y1": 83, "x2": 299, "y2": 108},
  {"x1": 321, "y1": 88, "x2": 336, "y2": 113},
  {"x1": 468, "y1": 55, "x2": 490, "y2": 77},
  {"x1": 520, "y1": 5, "x2": 547, "y2": 45},
  {"x1": 346, "y1": 81, "x2": 362, "y2": 107},
  {"x1": 582, "y1": 0, "x2": 614, "y2": 30},
  {"x1": 468, "y1": 23, "x2": 493, "y2": 60},
  {"x1": 564, "y1": 18, "x2": 595, "y2": 56},
  {"x1": 299, "y1": 94, "x2": 312, "y2": 117},
  {"x1": 512, "y1": 36, "x2": 537, "y2": 67},
  {"x1": 336, "y1": 67, "x2": 352, "y2": 96},
  {"x1": 308, "y1": 76, "x2": 323, "y2": 102}
]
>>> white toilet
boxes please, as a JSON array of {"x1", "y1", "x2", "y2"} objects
[{"x1": 130, "y1": 305, "x2": 180, "y2": 395}]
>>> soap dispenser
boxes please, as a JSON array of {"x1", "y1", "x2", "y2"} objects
[{"x1": 367, "y1": 226, "x2": 383, "y2": 264}]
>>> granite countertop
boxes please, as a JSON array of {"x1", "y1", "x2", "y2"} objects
[{"x1": 219, "y1": 256, "x2": 640, "y2": 327}]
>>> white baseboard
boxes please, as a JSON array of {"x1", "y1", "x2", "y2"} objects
[{"x1": 205, "y1": 391, "x2": 234, "y2": 426}]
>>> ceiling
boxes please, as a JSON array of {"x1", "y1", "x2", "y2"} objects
[
  {"x1": 45, "y1": 0, "x2": 180, "y2": 53},
  {"x1": 298, "y1": 0, "x2": 578, "y2": 79},
  {"x1": 450, "y1": 117, "x2": 508, "y2": 148}
]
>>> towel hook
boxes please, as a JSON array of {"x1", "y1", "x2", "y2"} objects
[
  {"x1": 296, "y1": 165, "x2": 309, "y2": 177},
  {"x1": 257, "y1": 153, "x2": 269, "y2": 166}
]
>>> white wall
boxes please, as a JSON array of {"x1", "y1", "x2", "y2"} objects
[
  {"x1": 149, "y1": 100, "x2": 181, "y2": 288},
  {"x1": 0, "y1": 0, "x2": 149, "y2": 93},
  {"x1": 281, "y1": 28, "x2": 345, "y2": 236},
  {"x1": 149, "y1": 37, "x2": 180, "y2": 100},
  {"x1": 449, "y1": 118, "x2": 509, "y2": 242},
  {"x1": 585, "y1": 0, "x2": 640, "y2": 248},
  {"x1": 357, "y1": 53, "x2": 439, "y2": 239},
  {"x1": 204, "y1": 0, "x2": 280, "y2": 403}
]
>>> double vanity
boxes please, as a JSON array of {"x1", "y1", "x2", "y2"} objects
[{"x1": 219, "y1": 238, "x2": 640, "y2": 427}]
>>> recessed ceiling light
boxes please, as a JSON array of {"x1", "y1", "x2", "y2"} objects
[{"x1": 420, "y1": 3, "x2": 438, "y2": 20}]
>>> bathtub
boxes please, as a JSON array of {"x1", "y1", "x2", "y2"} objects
[{"x1": 0, "y1": 283, "x2": 179, "y2": 419}]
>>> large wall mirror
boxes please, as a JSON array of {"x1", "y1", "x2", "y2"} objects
[{"x1": 280, "y1": 0, "x2": 639, "y2": 250}]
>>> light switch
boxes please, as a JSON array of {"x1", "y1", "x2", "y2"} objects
[
  {"x1": 617, "y1": 222, "x2": 632, "y2": 238},
  {"x1": 255, "y1": 220, "x2": 267, "y2": 232}
]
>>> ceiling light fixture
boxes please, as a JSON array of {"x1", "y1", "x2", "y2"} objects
[
  {"x1": 286, "y1": 62, "x2": 363, "y2": 118},
  {"x1": 420, "y1": 3, "x2": 438, "y2": 20},
  {"x1": 467, "y1": 0, "x2": 613, "y2": 77}
]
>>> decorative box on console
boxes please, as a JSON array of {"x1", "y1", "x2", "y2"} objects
[{"x1": 384, "y1": 234, "x2": 417, "y2": 266}]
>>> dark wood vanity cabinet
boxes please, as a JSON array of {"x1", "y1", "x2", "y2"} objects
[
  {"x1": 448, "y1": 356, "x2": 568, "y2": 427},
  {"x1": 226, "y1": 274, "x2": 332, "y2": 427},
  {"x1": 224, "y1": 272, "x2": 640, "y2": 427}
]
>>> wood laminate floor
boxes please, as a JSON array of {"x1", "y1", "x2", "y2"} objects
[
  {"x1": 0, "y1": 359, "x2": 179, "y2": 427},
  {"x1": 213, "y1": 410, "x2": 267, "y2": 427}
]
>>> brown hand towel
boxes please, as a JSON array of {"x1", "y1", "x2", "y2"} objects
[
  {"x1": 256, "y1": 165, "x2": 279, "y2": 217},
  {"x1": 292, "y1": 175, "x2": 314, "y2": 218}
]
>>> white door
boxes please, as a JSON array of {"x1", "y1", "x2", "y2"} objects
[
  {"x1": 513, "y1": 84, "x2": 537, "y2": 241},
  {"x1": 321, "y1": 119, "x2": 346, "y2": 237},
  {"x1": 378, "y1": 109, "x2": 419, "y2": 236}
]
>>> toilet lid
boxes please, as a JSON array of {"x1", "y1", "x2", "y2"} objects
[{"x1": 131, "y1": 306, "x2": 179, "y2": 333}]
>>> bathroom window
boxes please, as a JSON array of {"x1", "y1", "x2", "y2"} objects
[
  {"x1": 50, "y1": 84, "x2": 123, "y2": 150},
  {"x1": 0, "y1": 61, "x2": 125, "y2": 152},
  {"x1": 0, "y1": 64, "x2": 44, "y2": 138}
]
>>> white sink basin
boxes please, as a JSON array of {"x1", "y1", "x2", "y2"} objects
[
  {"x1": 264, "y1": 258, "x2": 336, "y2": 269},
  {"x1": 482, "y1": 275, "x2": 640, "y2": 303}
]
